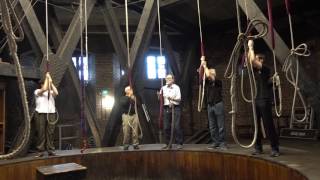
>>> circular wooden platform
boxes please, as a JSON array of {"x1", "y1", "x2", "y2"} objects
[{"x1": 0, "y1": 145, "x2": 308, "y2": 180}]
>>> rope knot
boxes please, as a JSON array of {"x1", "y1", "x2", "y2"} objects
[
  {"x1": 237, "y1": 33, "x2": 246, "y2": 41},
  {"x1": 292, "y1": 43, "x2": 311, "y2": 57}
]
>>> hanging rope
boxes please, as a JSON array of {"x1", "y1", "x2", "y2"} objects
[
  {"x1": 196, "y1": 0, "x2": 206, "y2": 112},
  {"x1": 266, "y1": 0, "x2": 282, "y2": 117},
  {"x1": 156, "y1": 0, "x2": 164, "y2": 143},
  {"x1": 0, "y1": 0, "x2": 30, "y2": 159},
  {"x1": 224, "y1": 12, "x2": 268, "y2": 148},
  {"x1": 79, "y1": 0, "x2": 88, "y2": 153},
  {"x1": 125, "y1": 0, "x2": 132, "y2": 86},
  {"x1": 237, "y1": 0, "x2": 257, "y2": 104},
  {"x1": 44, "y1": 0, "x2": 59, "y2": 125},
  {"x1": 235, "y1": 0, "x2": 242, "y2": 34},
  {"x1": 282, "y1": 0, "x2": 310, "y2": 124}
]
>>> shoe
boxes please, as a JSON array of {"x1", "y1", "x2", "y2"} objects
[
  {"x1": 251, "y1": 149, "x2": 263, "y2": 155},
  {"x1": 176, "y1": 144, "x2": 183, "y2": 150},
  {"x1": 35, "y1": 152, "x2": 44, "y2": 157},
  {"x1": 218, "y1": 144, "x2": 228, "y2": 150},
  {"x1": 48, "y1": 151, "x2": 56, "y2": 156},
  {"x1": 207, "y1": 144, "x2": 219, "y2": 150},
  {"x1": 123, "y1": 145, "x2": 129, "y2": 150},
  {"x1": 133, "y1": 145, "x2": 139, "y2": 150},
  {"x1": 161, "y1": 144, "x2": 172, "y2": 149},
  {"x1": 270, "y1": 150, "x2": 280, "y2": 157}
]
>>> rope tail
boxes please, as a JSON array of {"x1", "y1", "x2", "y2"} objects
[
  {"x1": 267, "y1": 0, "x2": 282, "y2": 117},
  {"x1": 282, "y1": 0, "x2": 310, "y2": 125},
  {"x1": 0, "y1": 0, "x2": 31, "y2": 159}
]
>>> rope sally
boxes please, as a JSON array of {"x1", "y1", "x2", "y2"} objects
[
  {"x1": 282, "y1": 0, "x2": 310, "y2": 124},
  {"x1": 0, "y1": 0, "x2": 31, "y2": 159},
  {"x1": 196, "y1": 0, "x2": 206, "y2": 112}
]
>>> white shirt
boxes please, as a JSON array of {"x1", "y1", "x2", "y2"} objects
[
  {"x1": 34, "y1": 89, "x2": 56, "y2": 113},
  {"x1": 161, "y1": 84, "x2": 181, "y2": 106}
]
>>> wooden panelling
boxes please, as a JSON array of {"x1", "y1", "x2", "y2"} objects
[{"x1": 0, "y1": 151, "x2": 307, "y2": 180}]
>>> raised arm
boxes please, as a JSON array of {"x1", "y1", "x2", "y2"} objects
[
  {"x1": 47, "y1": 73, "x2": 59, "y2": 96},
  {"x1": 200, "y1": 56, "x2": 211, "y2": 78},
  {"x1": 248, "y1": 40, "x2": 262, "y2": 69},
  {"x1": 36, "y1": 72, "x2": 50, "y2": 96}
]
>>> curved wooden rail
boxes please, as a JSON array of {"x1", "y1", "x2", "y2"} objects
[{"x1": 0, "y1": 150, "x2": 307, "y2": 180}]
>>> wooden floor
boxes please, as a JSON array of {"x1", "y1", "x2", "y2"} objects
[{"x1": 0, "y1": 139, "x2": 319, "y2": 180}]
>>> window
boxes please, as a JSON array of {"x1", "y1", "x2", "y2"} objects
[
  {"x1": 146, "y1": 55, "x2": 166, "y2": 79},
  {"x1": 72, "y1": 56, "x2": 89, "y2": 81}
]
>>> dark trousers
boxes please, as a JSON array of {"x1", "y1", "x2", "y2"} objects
[
  {"x1": 35, "y1": 112, "x2": 56, "y2": 151},
  {"x1": 163, "y1": 106, "x2": 183, "y2": 145},
  {"x1": 255, "y1": 100, "x2": 279, "y2": 151},
  {"x1": 207, "y1": 102, "x2": 225, "y2": 146}
]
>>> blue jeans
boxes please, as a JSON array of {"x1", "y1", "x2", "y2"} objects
[
  {"x1": 163, "y1": 106, "x2": 183, "y2": 145},
  {"x1": 207, "y1": 102, "x2": 225, "y2": 146}
]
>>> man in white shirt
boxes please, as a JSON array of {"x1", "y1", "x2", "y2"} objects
[
  {"x1": 161, "y1": 74, "x2": 183, "y2": 149},
  {"x1": 34, "y1": 72, "x2": 59, "y2": 156}
]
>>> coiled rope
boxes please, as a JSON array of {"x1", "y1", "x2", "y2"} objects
[
  {"x1": 0, "y1": 0, "x2": 30, "y2": 159},
  {"x1": 224, "y1": 4, "x2": 268, "y2": 148},
  {"x1": 282, "y1": 0, "x2": 310, "y2": 124}
]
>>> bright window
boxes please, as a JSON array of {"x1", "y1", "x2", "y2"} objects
[
  {"x1": 146, "y1": 55, "x2": 166, "y2": 79},
  {"x1": 72, "y1": 56, "x2": 89, "y2": 81}
]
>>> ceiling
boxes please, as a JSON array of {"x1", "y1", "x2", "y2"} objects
[{"x1": 50, "y1": 0, "x2": 292, "y2": 28}]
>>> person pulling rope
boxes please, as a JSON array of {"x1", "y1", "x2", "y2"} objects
[
  {"x1": 120, "y1": 0, "x2": 143, "y2": 150},
  {"x1": 121, "y1": 86, "x2": 142, "y2": 150},
  {"x1": 161, "y1": 74, "x2": 182, "y2": 150}
]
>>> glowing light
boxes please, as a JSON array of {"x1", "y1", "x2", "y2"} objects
[{"x1": 102, "y1": 95, "x2": 114, "y2": 109}]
